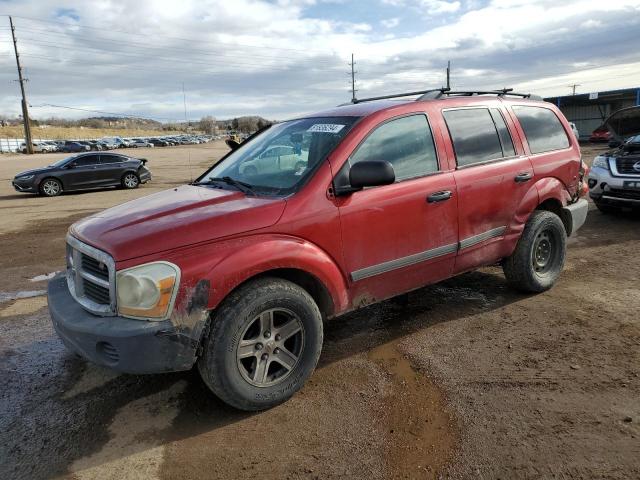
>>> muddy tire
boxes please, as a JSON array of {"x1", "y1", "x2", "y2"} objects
[
  {"x1": 39, "y1": 178, "x2": 63, "y2": 197},
  {"x1": 198, "y1": 277, "x2": 323, "y2": 411},
  {"x1": 502, "y1": 210, "x2": 566, "y2": 293},
  {"x1": 121, "y1": 172, "x2": 140, "y2": 189}
]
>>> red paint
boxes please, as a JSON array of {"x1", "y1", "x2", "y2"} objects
[{"x1": 71, "y1": 96, "x2": 583, "y2": 318}]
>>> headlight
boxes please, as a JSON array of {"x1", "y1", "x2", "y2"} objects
[
  {"x1": 17, "y1": 174, "x2": 34, "y2": 180},
  {"x1": 592, "y1": 156, "x2": 609, "y2": 170},
  {"x1": 116, "y1": 261, "x2": 180, "y2": 320}
]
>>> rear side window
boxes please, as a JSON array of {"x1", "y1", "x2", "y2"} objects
[
  {"x1": 512, "y1": 106, "x2": 569, "y2": 154},
  {"x1": 443, "y1": 108, "x2": 504, "y2": 167},
  {"x1": 100, "y1": 155, "x2": 124, "y2": 163},
  {"x1": 73, "y1": 155, "x2": 100, "y2": 166},
  {"x1": 490, "y1": 108, "x2": 516, "y2": 157},
  {"x1": 350, "y1": 114, "x2": 438, "y2": 181}
]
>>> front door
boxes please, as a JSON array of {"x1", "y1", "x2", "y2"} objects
[
  {"x1": 335, "y1": 113, "x2": 459, "y2": 304},
  {"x1": 442, "y1": 106, "x2": 535, "y2": 273}
]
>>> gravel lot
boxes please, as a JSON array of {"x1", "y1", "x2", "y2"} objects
[{"x1": 0, "y1": 143, "x2": 638, "y2": 479}]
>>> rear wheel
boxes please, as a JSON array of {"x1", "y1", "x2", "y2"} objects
[
  {"x1": 503, "y1": 210, "x2": 566, "y2": 293},
  {"x1": 39, "y1": 178, "x2": 62, "y2": 197},
  {"x1": 121, "y1": 172, "x2": 140, "y2": 189},
  {"x1": 198, "y1": 277, "x2": 323, "y2": 411}
]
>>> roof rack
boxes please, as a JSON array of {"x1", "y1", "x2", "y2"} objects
[{"x1": 347, "y1": 87, "x2": 541, "y2": 105}]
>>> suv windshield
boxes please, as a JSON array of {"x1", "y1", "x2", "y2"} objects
[{"x1": 197, "y1": 116, "x2": 359, "y2": 196}]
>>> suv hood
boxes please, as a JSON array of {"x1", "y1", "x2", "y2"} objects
[
  {"x1": 605, "y1": 106, "x2": 640, "y2": 141},
  {"x1": 70, "y1": 185, "x2": 286, "y2": 261}
]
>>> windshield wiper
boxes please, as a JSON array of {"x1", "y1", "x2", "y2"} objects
[{"x1": 194, "y1": 176, "x2": 256, "y2": 196}]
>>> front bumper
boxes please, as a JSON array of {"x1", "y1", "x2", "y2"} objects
[
  {"x1": 48, "y1": 275, "x2": 198, "y2": 374},
  {"x1": 12, "y1": 180, "x2": 37, "y2": 193},
  {"x1": 588, "y1": 165, "x2": 640, "y2": 207}
]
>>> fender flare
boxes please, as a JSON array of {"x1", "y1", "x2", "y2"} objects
[{"x1": 203, "y1": 235, "x2": 350, "y2": 315}]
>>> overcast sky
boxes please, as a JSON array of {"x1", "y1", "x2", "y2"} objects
[{"x1": 0, "y1": 0, "x2": 639, "y2": 121}]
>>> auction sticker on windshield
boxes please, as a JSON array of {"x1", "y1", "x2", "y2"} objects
[{"x1": 307, "y1": 124, "x2": 346, "y2": 134}]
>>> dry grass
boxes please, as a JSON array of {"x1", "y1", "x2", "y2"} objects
[{"x1": 0, "y1": 125, "x2": 186, "y2": 140}]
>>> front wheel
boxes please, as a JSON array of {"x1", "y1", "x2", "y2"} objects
[
  {"x1": 503, "y1": 210, "x2": 567, "y2": 293},
  {"x1": 198, "y1": 278, "x2": 323, "y2": 411},
  {"x1": 121, "y1": 172, "x2": 140, "y2": 189},
  {"x1": 39, "y1": 178, "x2": 63, "y2": 197}
]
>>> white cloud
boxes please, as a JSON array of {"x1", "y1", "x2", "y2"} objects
[{"x1": 381, "y1": 17, "x2": 400, "y2": 28}]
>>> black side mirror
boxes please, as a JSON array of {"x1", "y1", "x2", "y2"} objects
[
  {"x1": 349, "y1": 161, "x2": 395, "y2": 189},
  {"x1": 225, "y1": 139, "x2": 240, "y2": 151}
]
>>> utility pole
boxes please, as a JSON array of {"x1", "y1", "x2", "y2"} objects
[
  {"x1": 569, "y1": 84, "x2": 581, "y2": 96},
  {"x1": 349, "y1": 53, "x2": 357, "y2": 103},
  {"x1": 446, "y1": 61, "x2": 450, "y2": 90},
  {"x1": 9, "y1": 16, "x2": 33, "y2": 154}
]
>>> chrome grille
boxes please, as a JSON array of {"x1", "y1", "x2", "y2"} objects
[
  {"x1": 615, "y1": 157, "x2": 640, "y2": 176},
  {"x1": 66, "y1": 235, "x2": 116, "y2": 316}
]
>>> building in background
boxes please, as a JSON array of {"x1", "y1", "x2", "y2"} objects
[{"x1": 544, "y1": 87, "x2": 640, "y2": 140}]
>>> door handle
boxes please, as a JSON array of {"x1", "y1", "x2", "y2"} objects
[
  {"x1": 514, "y1": 172, "x2": 533, "y2": 183},
  {"x1": 427, "y1": 190, "x2": 452, "y2": 203}
]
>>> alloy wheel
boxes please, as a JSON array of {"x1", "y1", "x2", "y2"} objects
[
  {"x1": 236, "y1": 308, "x2": 305, "y2": 387},
  {"x1": 42, "y1": 180, "x2": 60, "y2": 196}
]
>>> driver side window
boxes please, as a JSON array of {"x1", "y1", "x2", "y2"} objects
[{"x1": 350, "y1": 114, "x2": 439, "y2": 182}]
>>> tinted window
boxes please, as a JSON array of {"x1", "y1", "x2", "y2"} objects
[
  {"x1": 100, "y1": 155, "x2": 124, "y2": 164},
  {"x1": 350, "y1": 114, "x2": 438, "y2": 181},
  {"x1": 443, "y1": 108, "x2": 503, "y2": 167},
  {"x1": 73, "y1": 155, "x2": 99, "y2": 166},
  {"x1": 513, "y1": 106, "x2": 569, "y2": 154},
  {"x1": 490, "y1": 108, "x2": 515, "y2": 157}
]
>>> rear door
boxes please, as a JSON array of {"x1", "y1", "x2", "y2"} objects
[
  {"x1": 442, "y1": 106, "x2": 534, "y2": 273},
  {"x1": 97, "y1": 154, "x2": 127, "y2": 186},
  {"x1": 336, "y1": 113, "x2": 459, "y2": 302}
]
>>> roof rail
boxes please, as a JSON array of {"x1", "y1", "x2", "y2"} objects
[
  {"x1": 341, "y1": 87, "x2": 542, "y2": 106},
  {"x1": 417, "y1": 88, "x2": 542, "y2": 101},
  {"x1": 351, "y1": 88, "x2": 451, "y2": 104}
]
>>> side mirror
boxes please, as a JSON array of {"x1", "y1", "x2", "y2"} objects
[
  {"x1": 349, "y1": 161, "x2": 395, "y2": 189},
  {"x1": 225, "y1": 139, "x2": 240, "y2": 151},
  {"x1": 66, "y1": 162, "x2": 77, "y2": 169}
]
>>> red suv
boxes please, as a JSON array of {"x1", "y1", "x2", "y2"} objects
[{"x1": 48, "y1": 89, "x2": 588, "y2": 410}]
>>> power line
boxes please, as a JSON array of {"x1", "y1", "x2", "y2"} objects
[{"x1": 8, "y1": 14, "x2": 335, "y2": 55}]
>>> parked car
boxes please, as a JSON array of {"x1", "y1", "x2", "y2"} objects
[
  {"x1": 59, "y1": 141, "x2": 91, "y2": 153},
  {"x1": 588, "y1": 107, "x2": 640, "y2": 212},
  {"x1": 149, "y1": 138, "x2": 169, "y2": 147},
  {"x1": 589, "y1": 125, "x2": 611, "y2": 143},
  {"x1": 239, "y1": 145, "x2": 308, "y2": 175},
  {"x1": 12, "y1": 152, "x2": 151, "y2": 197},
  {"x1": 130, "y1": 138, "x2": 154, "y2": 148},
  {"x1": 47, "y1": 89, "x2": 588, "y2": 411},
  {"x1": 20, "y1": 141, "x2": 49, "y2": 154}
]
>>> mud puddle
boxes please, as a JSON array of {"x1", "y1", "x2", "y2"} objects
[{"x1": 368, "y1": 341, "x2": 457, "y2": 479}]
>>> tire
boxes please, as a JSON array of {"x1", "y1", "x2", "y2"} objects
[
  {"x1": 502, "y1": 210, "x2": 567, "y2": 293},
  {"x1": 39, "y1": 178, "x2": 63, "y2": 197},
  {"x1": 121, "y1": 172, "x2": 140, "y2": 189},
  {"x1": 198, "y1": 277, "x2": 323, "y2": 411}
]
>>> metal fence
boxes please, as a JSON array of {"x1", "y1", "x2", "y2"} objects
[{"x1": 0, "y1": 137, "x2": 108, "y2": 153}]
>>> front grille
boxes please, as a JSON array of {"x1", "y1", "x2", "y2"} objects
[
  {"x1": 66, "y1": 236, "x2": 116, "y2": 315},
  {"x1": 607, "y1": 188, "x2": 640, "y2": 201},
  {"x1": 615, "y1": 157, "x2": 640, "y2": 175},
  {"x1": 81, "y1": 254, "x2": 109, "y2": 281}
]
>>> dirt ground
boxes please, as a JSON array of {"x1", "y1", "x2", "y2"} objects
[{"x1": 0, "y1": 143, "x2": 638, "y2": 479}]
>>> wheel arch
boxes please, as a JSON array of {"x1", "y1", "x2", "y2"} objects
[{"x1": 200, "y1": 236, "x2": 349, "y2": 320}]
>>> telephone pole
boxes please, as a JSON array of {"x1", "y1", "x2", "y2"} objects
[
  {"x1": 9, "y1": 16, "x2": 33, "y2": 154},
  {"x1": 569, "y1": 84, "x2": 581, "y2": 96},
  {"x1": 349, "y1": 53, "x2": 357, "y2": 103},
  {"x1": 446, "y1": 61, "x2": 450, "y2": 89}
]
